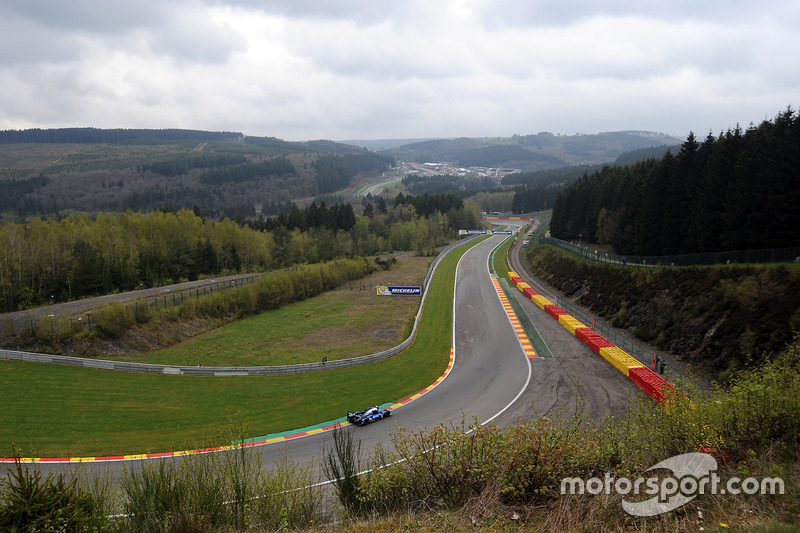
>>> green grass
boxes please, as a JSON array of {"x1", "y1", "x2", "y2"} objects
[
  {"x1": 490, "y1": 235, "x2": 514, "y2": 280},
  {"x1": 116, "y1": 261, "x2": 427, "y2": 366},
  {"x1": 0, "y1": 238, "x2": 486, "y2": 458}
]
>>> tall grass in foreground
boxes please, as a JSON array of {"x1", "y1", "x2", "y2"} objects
[
  {"x1": 4, "y1": 339, "x2": 800, "y2": 531},
  {"x1": 1, "y1": 441, "x2": 320, "y2": 532},
  {"x1": 119, "y1": 448, "x2": 319, "y2": 532}
]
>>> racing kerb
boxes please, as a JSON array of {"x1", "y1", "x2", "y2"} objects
[{"x1": 0, "y1": 237, "x2": 480, "y2": 376}]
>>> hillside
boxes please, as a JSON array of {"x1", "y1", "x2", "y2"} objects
[
  {"x1": 383, "y1": 130, "x2": 679, "y2": 171},
  {"x1": 0, "y1": 129, "x2": 392, "y2": 220},
  {"x1": 524, "y1": 244, "x2": 800, "y2": 377}
]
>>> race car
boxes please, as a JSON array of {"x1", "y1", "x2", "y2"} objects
[{"x1": 346, "y1": 405, "x2": 391, "y2": 426}]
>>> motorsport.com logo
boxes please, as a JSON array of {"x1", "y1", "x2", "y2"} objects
[{"x1": 560, "y1": 452, "x2": 784, "y2": 517}]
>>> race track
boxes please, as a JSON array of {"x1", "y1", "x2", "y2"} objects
[{"x1": 2, "y1": 229, "x2": 642, "y2": 485}]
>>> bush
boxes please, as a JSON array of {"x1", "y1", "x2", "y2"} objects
[
  {"x1": 0, "y1": 450, "x2": 110, "y2": 532},
  {"x1": 323, "y1": 426, "x2": 365, "y2": 516},
  {"x1": 120, "y1": 438, "x2": 321, "y2": 532},
  {"x1": 94, "y1": 302, "x2": 132, "y2": 339},
  {"x1": 252, "y1": 452, "x2": 320, "y2": 530},
  {"x1": 122, "y1": 457, "x2": 229, "y2": 532}
]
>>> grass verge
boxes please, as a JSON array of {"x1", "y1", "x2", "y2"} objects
[
  {"x1": 112, "y1": 256, "x2": 431, "y2": 366},
  {"x1": 0, "y1": 238, "x2": 485, "y2": 458}
]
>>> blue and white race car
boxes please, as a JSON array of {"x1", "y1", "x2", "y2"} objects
[{"x1": 347, "y1": 405, "x2": 391, "y2": 426}]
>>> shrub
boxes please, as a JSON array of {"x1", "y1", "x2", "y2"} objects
[
  {"x1": 323, "y1": 426, "x2": 365, "y2": 516},
  {"x1": 94, "y1": 302, "x2": 131, "y2": 339},
  {"x1": 252, "y1": 451, "x2": 320, "y2": 530},
  {"x1": 0, "y1": 450, "x2": 109, "y2": 532}
]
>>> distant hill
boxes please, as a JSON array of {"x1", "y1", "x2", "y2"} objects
[
  {"x1": 384, "y1": 131, "x2": 680, "y2": 171},
  {"x1": 0, "y1": 127, "x2": 243, "y2": 144},
  {"x1": 614, "y1": 143, "x2": 680, "y2": 164},
  {"x1": 0, "y1": 127, "x2": 682, "y2": 220},
  {"x1": 338, "y1": 138, "x2": 444, "y2": 150},
  {"x1": 0, "y1": 128, "x2": 391, "y2": 220}
]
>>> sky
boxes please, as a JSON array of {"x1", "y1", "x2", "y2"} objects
[{"x1": 1, "y1": 1, "x2": 798, "y2": 142}]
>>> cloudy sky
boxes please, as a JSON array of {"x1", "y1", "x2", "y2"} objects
[{"x1": 1, "y1": 1, "x2": 797, "y2": 141}]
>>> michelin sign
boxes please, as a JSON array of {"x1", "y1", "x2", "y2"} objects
[{"x1": 377, "y1": 285, "x2": 422, "y2": 296}]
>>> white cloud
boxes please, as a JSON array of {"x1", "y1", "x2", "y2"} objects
[{"x1": 0, "y1": 1, "x2": 797, "y2": 140}]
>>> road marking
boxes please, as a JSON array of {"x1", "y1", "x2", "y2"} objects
[{"x1": 491, "y1": 276, "x2": 537, "y2": 359}]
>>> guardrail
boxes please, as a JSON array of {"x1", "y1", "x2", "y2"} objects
[{"x1": 0, "y1": 236, "x2": 479, "y2": 376}]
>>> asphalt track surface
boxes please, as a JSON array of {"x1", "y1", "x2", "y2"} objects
[{"x1": 1, "y1": 229, "x2": 642, "y2": 485}]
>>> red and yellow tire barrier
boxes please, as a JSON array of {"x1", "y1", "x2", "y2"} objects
[
  {"x1": 544, "y1": 304, "x2": 567, "y2": 319},
  {"x1": 522, "y1": 287, "x2": 538, "y2": 299},
  {"x1": 558, "y1": 315, "x2": 586, "y2": 335},
  {"x1": 531, "y1": 295, "x2": 553, "y2": 309},
  {"x1": 491, "y1": 276, "x2": 537, "y2": 359},
  {"x1": 506, "y1": 269, "x2": 673, "y2": 404},
  {"x1": 575, "y1": 328, "x2": 615, "y2": 353},
  {"x1": 598, "y1": 346, "x2": 645, "y2": 376},
  {"x1": 628, "y1": 366, "x2": 675, "y2": 404}
]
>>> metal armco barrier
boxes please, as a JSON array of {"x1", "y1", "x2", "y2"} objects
[{"x1": 0, "y1": 236, "x2": 479, "y2": 376}]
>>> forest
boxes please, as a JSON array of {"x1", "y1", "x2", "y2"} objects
[
  {"x1": 0, "y1": 129, "x2": 393, "y2": 220},
  {"x1": 0, "y1": 127, "x2": 243, "y2": 144},
  {"x1": 0, "y1": 195, "x2": 481, "y2": 312},
  {"x1": 383, "y1": 130, "x2": 679, "y2": 171},
  {"x1": 549, "y1": 108, "x2": 800, "y2": 255}
]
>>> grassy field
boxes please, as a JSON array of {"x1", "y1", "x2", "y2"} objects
[
  {"x1": 113, "y1": 256, "x2": 431, "y2": 366},
  {"x1": 0, "y1": 239, "x2": 484, "y2": 458}
]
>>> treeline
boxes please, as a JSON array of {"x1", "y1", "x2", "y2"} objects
[
  {"x1": 394, "y1": 192, "x2": 463, "y2": 217},
  {"x1": 0, "y1": 194, "x2": 479, "y2": 312},
  {"x1": 254, "y1": 201, "x2": 356, "y2": 233},
  {"x1": 199, "y1": 156, "x2": 297, "y2": 185},
  {"x1": 0, "y1": 128, "x2": 243, "y2": 144},
  {"x1": 0, "y1": 210, "x2": 273, "y2": 310},
  {"x1": 456, "y1": 144, "x2": 566, "y2": 168},
  {"x1": 613, "y1": 143, "x2": 677, "y2": 165},
  {"x1": 502, "y1": 164, "x2": 605, "y2": 186},
  {"x1": 0, "y1": 173, "x2": 50, "y2": 216},
  {"x1": 550, "y1": 108, "x2": 800, "y2": 255},
  {"x1": 510, "y1": 182, "x2": 562, "y2": 213},
  {"x1": 313, "y1": 153, "x2": 394, "y2": 194},
  {"x1": 402, "y1": 175, "x2": 496, "y2": 195},
  {"x1": 141, "y1": 153, "x2": 248, "y2": 177}
]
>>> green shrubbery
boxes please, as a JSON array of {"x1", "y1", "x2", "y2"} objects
[
  {"x1": 23, "y1": 257, "x2": 377, "y2": 345},
  {"x1": 0, "y1": 448, "x2": 112, "y2": 532},
  {"x1": 95, "y1": 302, "x2": 133, "y2": 339}
]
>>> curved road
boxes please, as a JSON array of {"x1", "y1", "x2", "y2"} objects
[{"x1": 2, "y1": 229, "x2": 641, "y2": 486}]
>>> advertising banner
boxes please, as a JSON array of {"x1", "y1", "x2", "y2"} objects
[
  {"x1": 458, "y1": 229, "x2": 487, "y2": 235},
  {"x1": 377, "y1": 285, "x2": 422, "y2": 296}
]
